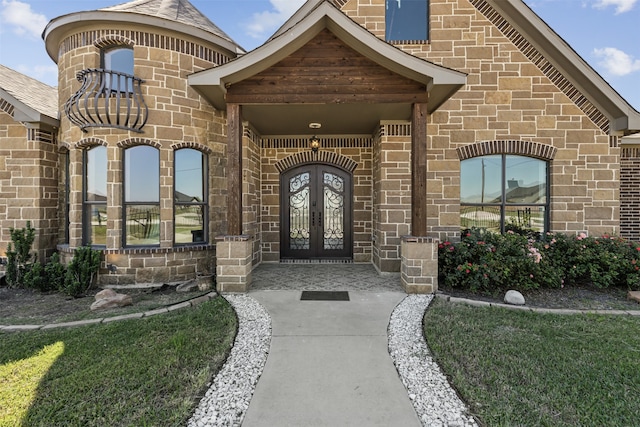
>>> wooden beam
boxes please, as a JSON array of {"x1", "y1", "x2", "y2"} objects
[
  {"x1": 227, "y1": 103, "x2": 243, "y2": 236},
  {"x1": 411, "y1": 103, "x2": 428, "y2": 237},
  {"x1": 225, "y1": 92, "x2": 429, "y2": 105}
]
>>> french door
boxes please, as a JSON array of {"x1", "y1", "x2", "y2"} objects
[{"x1": 281, "y1": 164, "x2": 352, "y2": 259}]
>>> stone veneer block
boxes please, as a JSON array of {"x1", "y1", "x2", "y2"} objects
[
  {"x1": 400, "y1": 236, "x2": 439, "y2": 294},
  {"x1": 216, "y1": 236, "x2": 253, "y2": 293}
]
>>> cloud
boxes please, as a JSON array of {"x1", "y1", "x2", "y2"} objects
[
  {"x1": 244, "y1": 0, "x2": 306, "y2": 39},
  {"x1": 0, "y1": 0, "x2": 48, "y2": 38},
  {"x1": 593, "y1": 0, "x2": 637, "y2": 14},
  {"x1": 593, "y1": 47, "x2": 640, "y2": 76}
]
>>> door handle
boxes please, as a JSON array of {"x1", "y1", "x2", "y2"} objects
[{"x1": 312, "y1": 211, "x2": 315, "y2": 226}]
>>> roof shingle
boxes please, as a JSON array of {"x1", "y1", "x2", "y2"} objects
[
  {"x1": 0, "y1": 64, "x2": 58, "y2": 119},
  {"x1": 100, "y1": 0, "x2": 236, "y2": 44}
]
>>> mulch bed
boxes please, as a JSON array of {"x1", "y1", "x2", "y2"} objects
[{"x1": 0, "y1": 284, "x2": 210, "y2": 325}]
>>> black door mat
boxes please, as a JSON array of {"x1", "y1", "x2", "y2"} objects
[{"x1": 300, "y1": 291, "x2": 350, "y2": 301}]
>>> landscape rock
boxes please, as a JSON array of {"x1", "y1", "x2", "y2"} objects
[
  {"x1": 504, "y1": 290, "x2": 526, "y2": 306},
  {"x1": 91, "y1": 289, "x2": 133, "y2": 311},
  {"x1": 176, "y1": 279, "x2": 199, "y2": 293},
  {"x1": 628, "y1": 290, "x2": 640, "y2": 304}
]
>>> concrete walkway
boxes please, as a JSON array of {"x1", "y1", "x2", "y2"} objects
[{"x1": 243, "y1": 289, "x2": 421, "y2": 427}]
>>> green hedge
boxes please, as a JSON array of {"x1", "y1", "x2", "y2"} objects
[{"x1": 438, "y1": 228, "x2": 640, "y2": 293}]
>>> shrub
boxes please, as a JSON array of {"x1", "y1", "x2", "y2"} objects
[
  {"x1": 22, "y1": 261, "x2": 48, "y2": 291},
  {"x1": 5, "y1": 221, "x2": 36, "y2": 288},
  {"x1": 61, "y1": 245, "x2": 101, "y2": 297},
  {"x1": 439, "y1": 228, "x2": 640, "y2": 293},
  {"x1": 44, "y1": 252, "x2": 67, "y2": 291}
]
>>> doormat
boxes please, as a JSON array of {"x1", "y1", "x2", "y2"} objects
[{"x1": 300, "y1": 291, "x2": 350, "y2": 301}]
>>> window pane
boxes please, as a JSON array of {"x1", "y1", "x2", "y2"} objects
[
  {"x1": 460, "y1": 205, "x2": 501, "y2": 233},
  {"x1": 104, "y1": 48, "x2": 133, "y2": 75},
  {"x1": 126, "y1": 205, "x2": 160, "y2": 246},
  {"x1": 84, "y1": 204, "x2": 107, "y2": 246},
  {"x1": 460, "y1": 155, "x2": 502, "y2": 204},
  {"x1": 86, "y1": 146, "x2": 107, "y2": 202},
  {"x1": 505, "y1": 206, "x2": 546, "y2": 233},
  {"x1": 386, "y1": 0, "x2": 428, "y2": 41},
  {"x1": 125, "y1": 146, "x2": 159, "y2": 202},
  {"x1": 505, "y1": 156, "x2": 547, "y2": 204},
  {"x1": 175, "y1": 206, "x2": 205, "y2": 244},
  {"x1": 103, "y1": 48, "x2": 134, "y2": 91},
  {"x1": 175, "y1": 149, "x2": 204, "y2": 201}
]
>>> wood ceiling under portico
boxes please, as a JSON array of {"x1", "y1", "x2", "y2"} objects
[{"x1": 225, "y1": 29, "x2": 429, "y2": 107}]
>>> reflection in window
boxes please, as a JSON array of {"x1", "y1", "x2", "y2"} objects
[
  {"x1": 83, "y1": 146, "x2": 107, "y2": 246},
  {"x1": 386, "y1": 0, "x2": 429, "y2": 42},
  {"x1": 174, "y1": 149, "x2": 207, "y2": 244},
  {"x1": 102, "y1": 47, "x2": 134, "y2": 92},
  {"x1": 460, "y1": 155, "x2": 548, "y2": 233},
  {"x1": 124, "y1": 146, "x2": 159, "y2": 246}
]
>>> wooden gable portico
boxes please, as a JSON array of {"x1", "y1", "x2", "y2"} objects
[{"x1": 189, "y1": 0, "x2": 466, "y2": 292}]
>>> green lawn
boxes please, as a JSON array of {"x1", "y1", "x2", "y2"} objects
[
  {"x1": 424, "y1": 298, "x2": 640, "y2": 426},
  {"x1": 0, "y1": 297, "x2": 236, "y2": 427}
]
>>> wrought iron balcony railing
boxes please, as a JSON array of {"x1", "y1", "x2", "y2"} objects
[{"x1": 64, "y1": 69, "x2": 149, "y2": 133}]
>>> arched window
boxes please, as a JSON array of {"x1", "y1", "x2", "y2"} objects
[
  {"x1": 174, "y1": 149, "x2": 207, "y2": 244},
  {"x1": 83, "y1": 146, "x2": 107, "y2": 246},
  {"x1": 460, "y1": 155, "x2": 549, "y2": 233},
  {"x1": 124, "y1": 146, "x2": 159, "y2": 246},
  {"x1": 101, "y1": 47, "x2": 134, "y2": 92}
]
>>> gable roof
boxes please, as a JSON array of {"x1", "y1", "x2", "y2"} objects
[
  {"x1": 43, "y1": 0, "x2": 244, "y2": 62},
  {"x1": 189, "y1": 1, "x2": 466, "y2": 114},
  {"x1": 0, "y1": 64, "x2": 59, "y2": 128},
  {"x1": 276, "y1": 0, "x2": 640, "y2": 135},
  {"x1": 481, "y1": 0, "x2": 640, "y2": 135}
]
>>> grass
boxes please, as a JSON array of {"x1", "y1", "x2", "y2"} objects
[
  {"x1": 0, "y1": 297, "x2": 237, "y2": 427},
  {"x1": 424, "y1": 298, "x2": 640, "y2": 426}
]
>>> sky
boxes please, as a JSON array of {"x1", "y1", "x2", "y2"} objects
[{"x1": 0, "y1": 0, "x2": 639, "y2": 111}]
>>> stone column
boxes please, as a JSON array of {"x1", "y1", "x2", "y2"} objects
[
  {"x1": 372, "y1": 123, "x2": 412, "y2": 272},
  {"x1": 400, "y1": 236, "x2": 438, "y2": 294},
  {"x1": 215, "y1": 235, "x2": 253, "y2": 293}
]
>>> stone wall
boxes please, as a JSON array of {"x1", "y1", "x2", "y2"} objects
[
  {"x1": 58, "y1": 244, "x2": 215, "y2": 285},
  {"x1": 341, "y1": 0, "x2": 619, "y2": 239},
  {"x1": 0, "y1": 108, "x2": 59, "y2": 261},
  {"x1": 52, "y1": 24, "x2": 231, "y2": 285},
  {"x1": 261, "y1": 137, "x2": 373, "y2": 263},
  {"x1": 243, "y1": 127, "x2": 262, "y2": 265}
]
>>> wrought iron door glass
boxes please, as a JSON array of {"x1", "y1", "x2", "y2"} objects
[
  {"x1": 323, "y1": 172, "x2": 344, "y2": 250},
  {"x1": 289, "y1": 172, "x2": 311, "y2": 250},
  {"x1": 282, "y1": 165, "x2": 352, "y2": 259}
]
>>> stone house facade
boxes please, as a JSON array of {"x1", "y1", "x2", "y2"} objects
[{"x1": 1, "y1": 0, "x2": 639, "y2": 293}]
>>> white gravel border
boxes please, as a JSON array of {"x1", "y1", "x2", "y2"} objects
[
  {"x1": 188, "y1": 294, "x2": 271, "y2": 427},
  {"x1": 388, "y1": 294, "x2": 478, "y2": 427}
]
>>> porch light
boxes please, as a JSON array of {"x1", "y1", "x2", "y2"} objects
[
  {"x1": 310, "y1": 135, "x2": 320, "y2": 152},
  {"x1": 309, "y1": 122, "x2": 321, "y2": 152}
]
